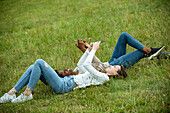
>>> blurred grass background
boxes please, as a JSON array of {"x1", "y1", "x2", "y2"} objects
[{"x1": 0, "y1": 0, "x2": 169, "y2": 112}]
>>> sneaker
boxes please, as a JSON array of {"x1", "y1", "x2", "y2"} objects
[
  {"x1": 148, "y1": 46, "x2": 165, "y2": 60},
  {"x1": 157, "y1": 52, "x2": 170, "y2": 59},
  {"x1": 11, "y1": 93, "x2": 33, "y2": 103},
  {"x1": 0, "y1": 93, "x2": 16, "y2": 103}
]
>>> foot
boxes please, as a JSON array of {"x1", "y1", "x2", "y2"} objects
[
  {"x1": 11, "y1": 93, "x2": 33, "y2": 103},
  {"x1": 157, "y1": 52, "x2": 170, "y2": 59},
  {"x1": 0, "y1": 93, "x2": 16, "y2": 103},
  {"x1": 148, "y1": 46, "x2": 165, "y2": 60}
]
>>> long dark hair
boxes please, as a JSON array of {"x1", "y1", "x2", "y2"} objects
[
  {"x1": 117, "y1": 65, "x2": 127, "y2": 78},
  {"x1": 54, "y1": 70, "x2": 62, "y2": 77}
]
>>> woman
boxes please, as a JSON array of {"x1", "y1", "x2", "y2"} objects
[
  {"x1": 0, "y1": 41, "x2": 125, "y2": 103},
  {"x1": 75, "y1": 32, "x2": 165, "y2": 73},
  {"x1": 0, "y1": 32, "x2": 164, "y2": 103}
]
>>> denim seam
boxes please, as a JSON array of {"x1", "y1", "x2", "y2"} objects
[
  {"x1": 127, "y1": 35, "x2": 144, "y2": 51},
  {"x1": 117, "y1": 35, "x2": 126, "y2": 58},
  {"x1": 14, "y1": 72, "x2": 30, "y2": 91}
]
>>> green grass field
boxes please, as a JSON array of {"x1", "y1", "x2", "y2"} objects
[{"x1": 0, "y1": 0, "x2": 169, "y2": 112}]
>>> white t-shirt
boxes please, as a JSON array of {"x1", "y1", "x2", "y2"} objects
[{"x1": 73, "y1": 49, "x2": 110, "y2": 89}]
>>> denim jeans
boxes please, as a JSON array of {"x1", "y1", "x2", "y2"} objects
[
  {"x1": 13, "y1": 59, "x2": 76, "y2": 94},
  {"x1": 109, "y1": 32, "x2": 146, "y2": 69}
]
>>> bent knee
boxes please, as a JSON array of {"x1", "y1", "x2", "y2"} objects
[
  {"x1": 121, "y1": 32, "x2": 128, "y2": 35},
  {"x1": 120, "y1": 32, "x2": 128, "y2": 37},
  {"x1": 119, "y1": 32, "x2": 129, "y2": 40},
  {"x1": 35, "y1": 59, "x2": 45, "y2": 65},
  {"x1": 29, "y1": 65, "x2": 34, "y2": 69}
]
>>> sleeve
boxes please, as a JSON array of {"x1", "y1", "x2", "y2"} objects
[
  {"x1": 76, "y1": 49, "x2": 102, "y2": 73},
  {"x1": 92, "y1": 56, "x2": 102, "y2": 64},
  {"x1": 83, "y1": 49, "x2": 110, "y2": 82},
  {"x1": 88, "y1": 46, "x2": 102, "y2": 64},
  {"x1": 76, "y1": 49, "x2": 90, "y2": 73}
]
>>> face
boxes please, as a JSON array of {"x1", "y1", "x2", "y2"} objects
[
  {"x1": 105, "y1": 65, "x2": 121, "y2": 76},
  {"x1": 59, "y1": 69, "x2": 73, "y2": 77}
]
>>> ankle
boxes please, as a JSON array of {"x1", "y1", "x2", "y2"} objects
[
  {"x1": 23, "y1": 87, "x2": 32, "y2": 96},
  {"x1": 8, "y1": 88, "x2": 17, "y2": 95},
  {"x1": 142, "y1": 47, "x2": 151, "y2": 54},
  {"x1": 23, "y1": 92, "x2": 31, "y2": 96}
]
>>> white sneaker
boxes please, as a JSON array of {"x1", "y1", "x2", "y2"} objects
[
  {"x1": 149, "y1": 46, "x2": 165, "y2": 60},
  {"x1": 0, "y1": 93, "x2": 16, "y2": 103},
  {"x1": 11, "y1": 93, "x2": 33, "y2": 103}
]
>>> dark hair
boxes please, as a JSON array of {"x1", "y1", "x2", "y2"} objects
[
  {"x1": 117, "y1": 65, "x2": 127, "y2": 78},
  {"x1": 55, "y1": 70, "x2": 64, "y2": 78},
  {"x1": 54, "y1": 70, "x2": 79, "y2": 78}
]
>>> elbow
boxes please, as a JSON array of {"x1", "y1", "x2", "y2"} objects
[
  {"x1": 83, "y1": 62, "x2": 90, "y2": 69},
  {"x1": 83, "y1": 63, "x2": 88, "y2": 68},
  {"x1": 77, "y1": 63, "x2": 82, "y2": 69}
]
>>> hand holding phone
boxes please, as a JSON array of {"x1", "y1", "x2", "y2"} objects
[{"x1": 100, "y1": 40, "x2": 105, "y2": 43}]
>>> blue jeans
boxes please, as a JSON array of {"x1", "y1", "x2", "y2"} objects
[
  {"x1": 109, "y1": 32, "x2": 146, "y2": 69},
  {"x1": 13, "y1": 59, "x2": 76, "y2": 94}
]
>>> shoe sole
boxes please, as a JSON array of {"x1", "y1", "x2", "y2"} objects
[
  {"x1": 149, "y1": 46, "x2": 165, "y2": 60},
  {"x1": 12, "y1": 97, "x2": 33, "y2": 103},
  {"x1": 11, "y1": 94, "x2": 33, "y2": 103}
]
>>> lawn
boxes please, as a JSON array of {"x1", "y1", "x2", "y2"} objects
[{"x1": 0, "y1": 0, "x2": 169, "y2": 112}]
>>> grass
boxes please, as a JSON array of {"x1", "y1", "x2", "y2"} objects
[{"x1": 0, "y1": 0, "x2": 169, "y2": 112}]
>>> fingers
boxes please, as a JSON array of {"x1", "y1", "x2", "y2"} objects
[
  {"x1": 76, "y1": 39, "x2": 88, "y2": 44},
  {"x1": 90, "y1": 43, "x2": 93, "y2": 47},
  {"x1": 75, "y1": 43, "x2": 78, "y2": 47},
  {"x1": 80, "y1": 39, "x2": 83, "y2": 43},
  {"x1": 93, "y1": 41, "x2": 101, "y2": 45},
  {"x1": 77, "y1": 39, "x2": 83, "y2": 43},
  {"x1": 77, "y1": 39, "x2": 80, "y2": 43},
  {"x1": 92, "y1": 42, "x2": 100, "y2": 46},
  {"x1": 83, "y1": 40, "x2": 86, "y2": 43}
]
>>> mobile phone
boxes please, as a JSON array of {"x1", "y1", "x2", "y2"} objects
[{"x1": 101, "y1": 40, "x2": 105, "y2": 43}]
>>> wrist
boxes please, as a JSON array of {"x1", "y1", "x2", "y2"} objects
[
  {"x1": 81, "y1": 48, "x2": 87, "y2": 52},
  {"x1": 92, "y1": 48, "x2": 97, "y2": 51}
]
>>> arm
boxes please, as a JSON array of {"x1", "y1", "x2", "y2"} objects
[
  {"x1": 73, "y1": 48, "x2": 102, "y2": 73},
  {"x1": 76, "y1": 49, "x2": 90, "y2": 73},
  {"x1": 83, "y1": 42, "x2": 109, "y2": 81},
  {"x1": 75, "y1": 39, "x2": 102, "y2": 64}
]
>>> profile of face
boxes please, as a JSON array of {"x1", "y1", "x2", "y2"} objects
[
  {"x1": 59, "y1": 69, "x2": 73, "y2": 77},
  {"x1": 105, "y1": 65, "x2": 121, "y2": 76}
]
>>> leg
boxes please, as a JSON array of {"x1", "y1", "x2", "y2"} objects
[
  {"x1": 11, "y1": 59, "x2": 76, "y2": 103},
  {"x1": 27, "y1": 59, "x2": 64, "y2": 94},
  {"x1": 27, "y1": 59, "x2": 76, "y2": 94},
  {"x1": 110, "y1": 50, "x2": 146, "y2": 69},
  {"x1": 13, "y1": 65, "x2": 48, "y2": 93},
  {"x1": 1, "y1": 65, "x2": 34, "y2": 103},
  {"x1": 109, "y1": 32, "x2": 145, "y2": 63},
  {"x1": 13, "y1": 65, "x2": 34, "y2": 92}
]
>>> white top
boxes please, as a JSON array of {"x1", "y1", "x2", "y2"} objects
[
  {"x1": 73, "y1": 54, "x2": 110, "y2": 74},
  {"x1": 73, "y1": 49, "x2": 110, "y2": 89}
]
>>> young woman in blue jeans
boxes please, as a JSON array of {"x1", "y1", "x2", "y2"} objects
[
  {"x1": 0, "y1": 32, "x2": 164, "y2": 103},
  {"x1": 76, "y1": 32, "x2": 165, "y2": 69}
]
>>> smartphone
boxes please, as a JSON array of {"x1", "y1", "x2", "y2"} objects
[{"x1": 101, "y1": 40, "x2": 105, "y2": 43}]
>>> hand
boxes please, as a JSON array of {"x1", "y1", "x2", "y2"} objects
[
  {"x1": 92, "y1": 42, "x2": 101, "y2": 51},
  {"x1": 88, "y1": 43, "x2": 93, "y2": 52},
  {"x1": 75, "y1": 39, "x2": 89, "y2": 53}
]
